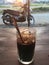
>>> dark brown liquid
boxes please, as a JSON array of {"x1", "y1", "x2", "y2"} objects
[{"x1": 17, "y1": 41, "x2": 35, "y2": 62}]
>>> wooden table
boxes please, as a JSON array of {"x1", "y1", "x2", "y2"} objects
[{"x1": 0, "y1": 26, "x2": 49, "y2": 65}]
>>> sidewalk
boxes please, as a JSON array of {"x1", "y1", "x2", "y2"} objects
[{"x1": 0, "y1": 24, "x2": 49, "y2": 28}]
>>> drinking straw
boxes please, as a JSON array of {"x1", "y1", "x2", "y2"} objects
[
  {"x1": 11, "y1": 16, "x2": 24, "y2": 43},
  {"x1": 27, "y1": 0, "x2": 30, "y2": 27}
]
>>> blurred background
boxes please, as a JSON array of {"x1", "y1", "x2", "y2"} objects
[{"x1": 0, "y1": 0, "x2": 49, "y2": 27}]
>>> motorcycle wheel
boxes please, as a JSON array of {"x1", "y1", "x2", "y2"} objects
[
  {"x1": 27, "y1": 15, "x2": 35, "y2": 25},
  {"x1": 3, "y1": 15, "x2": 13, "y2": 25}
]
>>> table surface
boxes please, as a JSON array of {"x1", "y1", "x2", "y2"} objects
[{"x1": 0, "y1": 26, "x2": 49, "y2": 65}]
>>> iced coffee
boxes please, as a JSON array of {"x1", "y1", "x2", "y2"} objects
[{"x1": 17, "y1": 29, "x2": 36, "y2": 64}]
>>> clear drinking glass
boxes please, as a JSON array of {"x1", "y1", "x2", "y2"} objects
[
  {"x1": 15, "y1": 0, "x2": 36, "y2": 64},
  {"x1": 17, "y1": 27, "x2": 36, "y2": 64}
]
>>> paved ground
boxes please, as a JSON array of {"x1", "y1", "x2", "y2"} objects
[
  {"x1": 0, "y1": 13, "x2": 49, "y2": 25},
  {"x1": 0, "y1": 26, "x2": 49, "y2": 65}
]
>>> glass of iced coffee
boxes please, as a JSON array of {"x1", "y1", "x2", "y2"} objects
[{"x1": 17, "y1": 27, "x2": 36, "y2": 64}]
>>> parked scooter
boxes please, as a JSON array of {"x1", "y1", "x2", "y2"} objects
[
  {"x1": 2, "y1": 4, "x2": 35, "y2": 25},
  {"x1": 2, "y1": 9, "x2": 27, "y2": 25}
]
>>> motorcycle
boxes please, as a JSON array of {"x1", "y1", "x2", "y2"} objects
[{"x1": 2, "y1": 9, "x2": 35, "y2": 25}]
